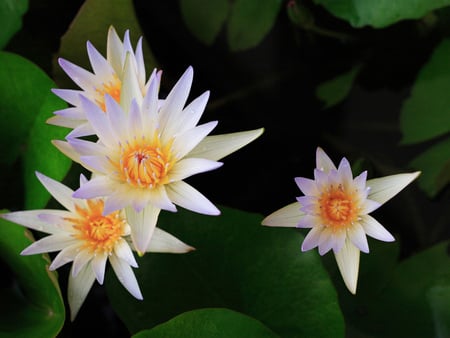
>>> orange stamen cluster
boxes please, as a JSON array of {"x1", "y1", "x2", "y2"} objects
[
  {"x1": 117, "y1": 134, "x2": 175, "y2": 189},
  {"x1": 95, "y1": 74, "x2": 122, "y2": 111},
  {"x1": 67, "y1": 199, "x2": 126, "y2": 254},
  {"x1": 318, "y1": 184, "x2": 359, "y2": 231}
]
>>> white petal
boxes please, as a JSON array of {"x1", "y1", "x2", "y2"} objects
[
  {"x1": 367, "y1": 172, "x2": 420, "y2": 205},
  {"x1": 177, "y1": 91, "x2": 210, "y2": 134},
  {"x1": 159, "y1": 66, "x2": 193, "y2": 138},
  {"x1": 171, "y1": 121, "x2": 218, "y2": 159},
  {"x1": 103, "y1": 192, "x2": 131, "y2": 215},
  {"x1": 316, "y1": 147, "x2": 337, "y2": 173},
  {"x1": 58, "y1": 58, "x2": 96, "y2": 90},
  {"x1": 334, "y1": 239, "x2": 360, "y2": 294},
  {"x1": 140, "y1": 185, "x2": 176, "y2": 212},
  {"x1": 109, "y1": 254, "x2": 143, "y2": 300},
  {"x1": 296, "y1": 214, "x2": 319, "y2": 229},
  {"x1": 68, "y1": 263, "x2": 96, "y2": 321},
  {"x1": 166, "y1": 181, "x2": 220, "y2": 215},
  {"x1": 72, "y1": 176, "x2": 115, "y2": 200},
  {"x1": 107, "y1": 26, "x2": 124, "y2": 77},
  {"x1": 52, "y1": 140, "x2": 81, "y2": 164},
  {"x1": 360, "y1": 214, "x2": 395, "y2": 242},
  {"x1": 169, "y1": 158, "x2": 223, "y2": 182},
  {"x1": 114, "y1": 238, "x2": 138, "y2": 267},
  {"x1": 68, "y1": 138, "x2": 106, "y2": 157},
  {"x1": 91, "y1": 252, "x2": 108, "y2": 284},
  {"x1": 261, "y1": 202, "x2": 303, "y2": 227},
  {"x1": 134, "y1": 37, "x2": 146, "y2": 85},
  {"x1": 294, "y1": 177, "x2": 318, "y2": 196},
  {"x1": 47, "y1": 114, "x2": 83, "y2": 129},
  {"x1": 51, "y1": 88, "x2": 82, "y2": 106},
  {"x1": 301, "y1": 226, "x2": 322, "y2": 251},
  {"x1": 120, "y1": 53, "x2": 142, "y2": 111},
  {"x1": 22, "y1": 233, "x2": 75, "y2": 255},
  {"x1": 318, "y1": 228, "x2": 334, "y2": 255},
  {"x1": 126, "y1": 204, "x2": 160, "y2": 254},
  {"x1": 348, "y1": 223, "x2": 369, "y2": 253},
  {"x1": 79, "y1": 155, "x2": 111, "y2": 173},
  {"x1": 72, "y1": 250, "x2": 93, "y2": 277},
  {"x1": 36, "y1": 172, "x2": 76, "y2": 212},
  {"x1": 1, "y1": 210, "x2": 62, "y2": 234},
  {"x1": 189, "y1": 128, "x2": 264, "y2": 161},
  {"x1": 87, "y1": 40, "x2": 113, "y2": 78},
  {"x1": 147, "y1": 227, "x2": 195, "y2": 253},
  {"x1": 48, "y1": 244, "x2": 80, "y2": 270}
]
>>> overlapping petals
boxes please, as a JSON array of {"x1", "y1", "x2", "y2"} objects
[
  {"x1": 54, "y1": 66, "x2": 264, "y2": 254},
  {"x1": 1, "y1": 172, "x2": 193, "y2": 320},
  {"x1": 262, "y1": 147, "x2": 420, "y2": 294}
]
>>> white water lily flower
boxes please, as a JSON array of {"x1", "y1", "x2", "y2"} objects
[
  {"x1": 53, "y1": 66, "x2": 264, "y2": 254},
  {"x1": 1, "y1": 172, "x2": 194, "y2": 321},
  {"x1": 262, "y1": 147, "x2": 420, "y2": 294},
  {"x1": 48, "y1": 26, "x2": 147, "y2": 137}
]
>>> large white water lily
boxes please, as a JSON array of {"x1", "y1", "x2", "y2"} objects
[
  {"x1": 262, "y1": 147, "x2": 420, "y2": 294},
  {"x1": 1, "y1": 172, "x2": 193, "y2": 320},
  {"x1": 48, "y1": 25, "x2": 147, "y2": 137},
  {"x1": 53, "y1": 66, "x2": 264, "y2": 254}
]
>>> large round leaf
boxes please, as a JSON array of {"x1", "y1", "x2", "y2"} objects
[
  {"x1": 0, "y1": 0, "x2": 28, "y2": 49},
  {"x1": 106, "y1": 206, "x2": 344, "y2": 338},
  {"x1": 132, "y1": 308, "x2": 279, "y2": 338},
  {"x1": 0, "y1": 212, "x2": 65, "y2": 337}
]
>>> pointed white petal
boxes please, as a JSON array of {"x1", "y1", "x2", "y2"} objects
[
  {"x1": 147, "y1": 227, "x2": 195, "y2": 253},
  {"x1": 316, "y1": 147, "x2": 337, "y2": 173},
  {"x1": 49, "y1": 244, "x2": 81, "y2": 270},
  {"x1": 189, "y1": 128, "x2": 264, "y2": 161},
  {"x1": 114, "y1": 238, "x2": 138, "y2": 267},
  {"x1": 52, "y1": 140, "x2": 81, "y2": 163},
  {"x1": 120, "y1": 53, "x2": 143, "y2": 111},
  {"x1": 109, "y1": 254, "x2": 143, "y2": 300},
  {"x1": 294, "y1": 177, "x2": 318, "y2": 196},
  {"x1": 103, "y1": 192, "x2": 131, "y2": 215},
  {"x1": 367, "y1": 172, "x2": 420, "y2": 205},
  {"x1": 261, "y1": 202, "x2": 303, "y2": 227},
  {"x1": 171, "y1": 121, "x2": 218, "y2": 159},
  {"x1": 360, "y1": 214, "x2": 395, "y2": 242},
  {"x1": 68, "y1": 263, "x2": 96, "y2": 321},
  {"x1": 334, "y1": 239, "x2": 360, "y2": 294},
  {"x1": 107, "y1": 26, "x2": 124, "y2": 77},
  {"x1": 166, "y1": 181, "x2": 220, "y2": 215},
  {"x1": 72, "y1": 176, "x2": 115, "y2": 200},
  {"x1": 51, "y1": 88, "x2": 82, "y2": 106},
  {"x1": 126, "y1": 205, "x2": 160, "y2": 254},
  {"x1": 35, "y1": 172, "x2": 76, "y2": 212},
  {"x1": 22, "y1": 233, "x2": 75, "y2": 255},
  {"x1": 141, "y1": 185, "x2": 176, "y2": 212},
  {"x1": 177, "y1": 91, "x2": 210, "y2": 134},
  {"x1": 87, "y1": 40, "x2": 113, "y2": 78},
  {"x1": 1, "y1": 210, "x2": 61, "y2": 234},
  {"x1": 301, "y1": 226, "x2": 323, "y2": 251},
  {"x1": 169, "y1": 158, "x2": 223, "y2": 182},
  {"x1": 348, "y1": 223, "x2": 369, "y2": 253},
  {"x1": 47, "y1": 114, "x2": 83, "y2": 129},
  {"x1": 134, "y1": 37, "x2": 146, "y2": 86},
  {"x1": 72, "y1": 250, "x2": 93, "y2": 277},
  {"x1": 58, "y1": 58, "x2": 96, "y2": 90},
  {"x1": 91, "y1": 252, "x2": 108, "y2": 284}
]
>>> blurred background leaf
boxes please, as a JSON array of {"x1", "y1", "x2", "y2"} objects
[
  {"x1": 180, "y1": 0, "x2": 230, "y2": 46},
  {"x1": 0, "y1": 211, "x2": 65, "y2": 337},
  {"x1": 0, "y1": 0, "x2": 28, "y2": 50},
  {"x1": 52, "y1": 0, "x2": 157, "y2": 89},
  {"x1": 106, "y1": 206, "x2": 345, "y2": 338},
  {"x1": 132, "y1": 308, "x2": 279, "y2": 338},
  {"x1": 313, "y1": 0, "x2": 450, "y2": 28}
]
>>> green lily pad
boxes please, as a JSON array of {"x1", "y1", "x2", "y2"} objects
[
  {"x1": 132, "y1": 308, "x2": 279, "y2": 338},
  {"x1": 106, "y1": 206, "x2": 344, "y2": 338},
  {"x1": 0, "y1": 211, "x2": 65, "y2": 337},
  {"x1": 313, "y1": 0, "x2": 450, "y2": 28}
]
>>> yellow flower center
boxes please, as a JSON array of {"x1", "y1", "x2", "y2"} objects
[
  {"x1": 116, "y1": 134, "x2": 175, "y2": 189},
  {"x1": 318, "y1": 185, "x2": 359, "y2": 231},
  {"x1": 95, "y1": 74, "x2": 122, "y2": 111},
  {"x1": 67, "y1": 199, "x2": 126, "y2": 254}
]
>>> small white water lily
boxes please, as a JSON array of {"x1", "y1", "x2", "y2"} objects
[
  {"x1": 262, "y1": 147, "x2": 420, "y2": 294},
  {"x1": 53, "y1": 66, "x2": 264, "y2": 254},
  {"x1": 1, "y1": 172, "x2": 194, "y2": 321},
  {"x1": 48, "y1": 25, "x2": 147, "y2": 137}
]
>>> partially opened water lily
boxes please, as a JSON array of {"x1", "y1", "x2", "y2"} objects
[
  {"x1": 53, "y1": 66, "x2": 264, "y2": 254},
  {"x1": 262, "y1": 147, "x2": 420, "y2": 294},
  {"x1": 48, "y1": 26, "x2": 147, "y2": 137},
  {"x1": 1, "y1": 172, "x2": 194, "y2": 320}
]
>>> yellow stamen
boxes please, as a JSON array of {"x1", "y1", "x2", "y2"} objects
[
  {"x1": 115, "y1": 133, "x2": 175, "y2": 189},
  {"x1": 318, "y1": 185, "x2": 359, "y2": 231},
  {"x1": 66, "y1": 199, "x2": 126, "y2": 254},
  {"x1": 95, "y1": 74, "x2": 122, "y2": 111}
]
